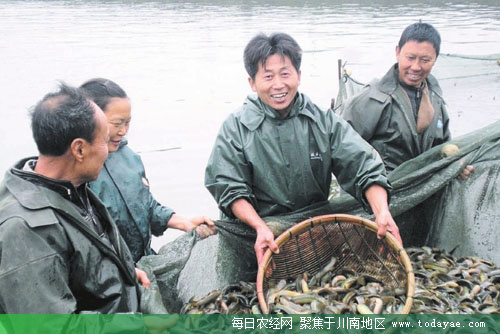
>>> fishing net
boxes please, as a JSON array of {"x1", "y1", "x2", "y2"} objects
[
  {"x1": 138, "y1": 120, "x2": 500, "y2": 314},
  {"x1": 332, "y1": 63, "x2": 365, "y2": 118},
  {"x1": 137, "y1": 54, "x2": 500, "y2": 313},
  {"x1": 256, "y1": 214, "x2": 414, "y2": 314}
]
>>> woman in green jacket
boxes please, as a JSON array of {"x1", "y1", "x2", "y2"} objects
[{"x1": 81, "y1": 78, "x2": 214, "y2": 262}]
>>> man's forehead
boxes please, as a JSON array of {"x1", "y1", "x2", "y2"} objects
[
  {"x1": 260, "y1": 54, "x2": 292, "y2": 70},
  {"x1": 91, "y1": 103, "x2": 108, "y2": 132},
  {"x1": 401, "y1": 41, "x2": 436, "y2": 53},
  {"x1": 88, "y1": 100, "x2": 103, "y2": 113}
]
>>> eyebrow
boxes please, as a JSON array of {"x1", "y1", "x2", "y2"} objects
[
  {"x1": 263, "y1": 65, "x2": 291, "y2": 72},
  {"x1": 109, "y1": 117, "x2": 131, "y2": 121}
]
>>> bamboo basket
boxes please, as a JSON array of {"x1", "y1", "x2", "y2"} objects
[{"x1": 256, "y1": 214, "x2": 415, "y2": 314}]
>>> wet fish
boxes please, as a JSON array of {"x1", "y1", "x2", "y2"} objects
[{"x1": 181, "y1": 247, "x2": 500, "y2": 315}]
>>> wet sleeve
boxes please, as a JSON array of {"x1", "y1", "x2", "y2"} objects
[
  {"x1": 0, "y1": 218, "x2": 77, "y2": 313},
  {"x1": 328, "y1": 112, "x2": 392, "y2": 211},
  {"x1": 140, "y1": 165, "x2": 174, "y2": 236},
  {"x1": 148, "y1": 196, "x2": 175, "y2": 236},
  {"x1": 342, "y1": 87, "x2": 386, "y2": 142},
  {"x1": 205, "y1": 116, "x2": 256, "y2": 218}
]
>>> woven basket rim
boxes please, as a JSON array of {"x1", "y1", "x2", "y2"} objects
[{"x1": 256, "y1": 213, "x2": 415, "y2": 314}]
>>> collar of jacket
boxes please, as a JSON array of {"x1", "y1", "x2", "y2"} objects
[
  {"x1": 10, "y1": 157, "x2": 91, "y2": 208},
  {"x1": 239, "y1": 92, "x2": 320, "y2": 131},
  {"x1": 5, "y1": 158, "x2": 103, "y2": 229},
  {"x1": 117, "y1": 138, "x2": 129, "y2": 151},
  {"x1": 370, "y1": 63, "x2": 443, "y2": 102}
]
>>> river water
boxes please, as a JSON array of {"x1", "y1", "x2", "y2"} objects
[{"x1": 1, "y1": 0, "x2": 499, "y2": 249}]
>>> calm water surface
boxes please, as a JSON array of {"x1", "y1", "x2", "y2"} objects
[{"x1": 1, "y1": 0, "x2": 499, "y2": 247}]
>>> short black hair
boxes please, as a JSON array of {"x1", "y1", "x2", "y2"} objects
[
  {"x1": 398, "y1": 22, "x2": 441, "y2": 57},
  {"x1": 30, "y1": 83, "x2": 97, "y2": 156},
  {"x1": 244, "y1": 32, "x2": 302, "y2": 80},
  {"x1": 80, "y1": 78, "x2": 127, "y2": 112}
]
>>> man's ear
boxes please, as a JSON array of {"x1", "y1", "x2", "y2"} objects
[
  {"x1": 70, "y1": 138, "x2": 86, "y2": 162},
  {"x1": 248, "y1": 77, "x2": 257, "y2": 92}
]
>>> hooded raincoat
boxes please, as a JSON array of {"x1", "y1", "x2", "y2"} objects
[
  {"x1": 90, "y1": 140, "x2": 174, "y2": 262},
  {"x1": 342, "y1": 64, "x2": 451, "y2": 172},
  {"x1": 0, "y1": 158, "x2": 140, "y2": 314},
  {"x1": 205, "y1": 93, "x2": 390, "y2": 219}
]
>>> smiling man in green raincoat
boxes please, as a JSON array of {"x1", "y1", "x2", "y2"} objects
[
  {"x1": 342, "y1": 22, "x2": 473, "y2": 179},
  {"x1": 205, "y1": 32, "x2": 402, "y2": 266},
  {"x1": 342, "y1": 22, "x2": 449, "y2": 173},
  {"x1": 341, "y1": 23, "x2": 474, "y2": 246},
  {"x1": 0, "y1": 84, "x2": 147, "y2": 313}
]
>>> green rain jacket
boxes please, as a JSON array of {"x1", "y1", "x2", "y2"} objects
[
  {"x1": 0, "y1": 158, "x2": 140, "y2": 313},
  {"x1": 90, "y1": 139, "x2": 174, "y2": 262},
  {"x1": 342, "y1": 64, "x2": 451, "y2": 172},
  {"x1": 205, "y1": 93, "x2": 391, "y2": 219}
]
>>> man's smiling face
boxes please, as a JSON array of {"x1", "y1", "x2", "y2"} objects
[{"x1": 249, "y1": 53, "x2": 301, "y2": 113}]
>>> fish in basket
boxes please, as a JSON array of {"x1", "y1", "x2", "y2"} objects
[{"x1": 256, "y1": 214, "x2": 415, "y2": 314}]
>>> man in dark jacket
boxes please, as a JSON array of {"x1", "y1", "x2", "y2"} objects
[
  {"x1": 205, "y1": 32, "x2": 402, "y2": 266},
  {"x1": 0, "y1": 84, "x2": 146, "y2": 313},
  {"x1": 342, "y1": 22, "x2": 474, "y2": 246},
  {"x1": 343, "y1": 22, "x2": 474, "y2": 177}
]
